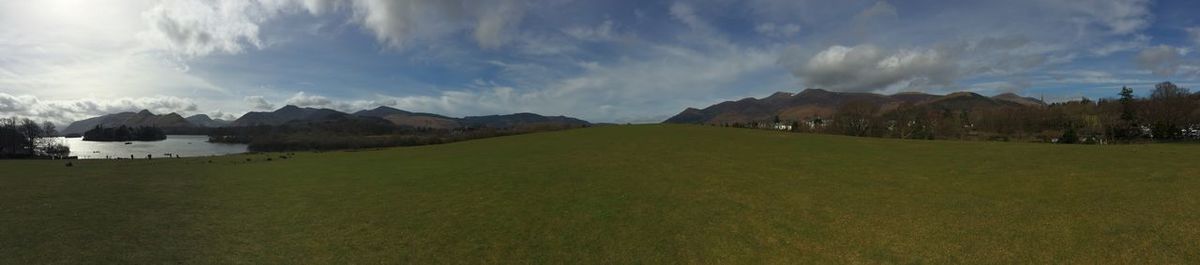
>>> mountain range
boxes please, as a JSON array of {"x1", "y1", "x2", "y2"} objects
[
  {"x1": 664, "y1": 89, "x2": 1045, "y2": 124},
  {"x1": 62, "y1": 110, "x2": 203, "y2": 135},
  {"x1": 64, "y1": 106, "x2": 591, "y2": 135}
]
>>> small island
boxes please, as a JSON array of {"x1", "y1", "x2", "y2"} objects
[{"x1": 83, "y1": 125, "x2": 167, "y2": 142}]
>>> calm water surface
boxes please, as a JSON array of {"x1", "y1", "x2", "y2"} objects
[{"x1": 56, "y1": 135, "x2": 248, "y2": 159}]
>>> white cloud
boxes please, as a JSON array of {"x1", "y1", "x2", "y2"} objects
[
  {"x1": 669, "y1": 2, "x2": 705, "y2": 31},
  {"x1": 141, "y1": 0, "x2": 270, "y2": 57},
  {"x1": 795, "y1": 45, "x2": 956, "y2": 92},
  {"x1": 0, "y1": 94, "x2": 36, "y2": 113},
  {"x1": 0, "y1": 1, "x2": 229, "y2": 102},
  {"x1": 1136, "y1": 45, "x2": 1185, "y2": 77},
  {"x1": 0, "y1": 93, "x2": 201, "y2": 126},
  {"x1": 138, "y1": 0, "x2": 534, "y2": 54},
  {"x1": 754, "y1": 23, "x2": 801, "y2": 38},
  {"x1": 348, "y1": 0, "x2": 528, "y2": 49},
  {"x1": 285, "y1": 91, "x2": 334, "y2": 108},
  {"x1": 853, "y1": 1, "x2": 898, "y2": 22},
  {"x1": 1059, "y1": 0, "x2": 1151, "y2": 35},
  {"x1": 244, "y1": 96, "x2": 276, "y2": 110}
]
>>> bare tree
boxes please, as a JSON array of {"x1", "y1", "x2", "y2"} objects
[
  {"x1": 1146, "y1": 82, "x2": 1196, "y2": 139},
  {"x1": 835, "y1": 99, "x2": 879, "y2": 137}
]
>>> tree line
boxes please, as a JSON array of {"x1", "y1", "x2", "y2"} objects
[
  {"x1": 0, "y1": 117, "x2": 70, "y2": 158},
  {"x1": 732, "y1": 82, "x2": 1200, "y2": 143},
  {"x1": 82, "y1": 125, "x2": 168, "y2": 141},
  {"x1": 207, "y1": 117, "x2": 587, "y2": 152}
]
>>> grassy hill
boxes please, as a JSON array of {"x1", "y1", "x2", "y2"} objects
[{"x1": 2, "y1": 125, "x2": 1197, "y2": 263}]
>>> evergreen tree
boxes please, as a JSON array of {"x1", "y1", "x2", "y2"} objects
[{"x1": 1118, "y1": 86, "x2": 1136, "y2": 122}]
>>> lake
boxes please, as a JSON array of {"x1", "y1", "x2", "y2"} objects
[{"x1": 56, "y1": 135, "x2": 249, "y2": 159}]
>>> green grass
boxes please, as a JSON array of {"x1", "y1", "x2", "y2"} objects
[{"x1": 2, "y1": 124, "x2": 1198, "y2": 264}]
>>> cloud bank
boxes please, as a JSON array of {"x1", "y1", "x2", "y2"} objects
[
  {"x1": 2, "y1": 0, "x2": 1196, "y2": 126},
  {"x1": 0, "y1": 93, "x2": 202, "y2": 126}
]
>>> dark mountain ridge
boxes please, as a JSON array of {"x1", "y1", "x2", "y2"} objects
[
  {"x1": 63, "y1": 110, "x2": 196, "y2": 135},
  {"x1": 68, "y1": 105, "x2": 593, "y2": 133},
  {"x1": 231, "y1": 105, "x2": 351, "y2": 127},
  {"x1": 664, "y1": 89, "x2": 1046, "y2": 124},
  {"x1": 185, "y1": 114, "x2": 232, "y2": 127},
  {"x1": 461, "y1": 113, "x2": 591, "y2": 128}
]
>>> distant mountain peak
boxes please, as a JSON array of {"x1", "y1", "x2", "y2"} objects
[
  {"x1": 664, "y1": 89, "x2": 1047, "y2": 124},
  {"x1": 460, "y1": 112, "x2": 590, "y2": 128},
  {"x1": 353, "y1": 106, "x2": 412, "y2": 118},
  {"x1": 992, "y1": 92, "x2": 1047, "y2": 106},
  {"x1": 798, "y1": 88, "x2": 831, "y2": 95},
  {"x1": 185, "y1": 114, "x2": 231, "y2": 128},
  {"x1": 233, "y1": 105, "x2": 351, "y2": 126},
  {"x1": 63, "y1": 109, "x2": 196, "y2": 134},
  {"x1": 766, "y1": 92, "x2": 794, "y2": 99},
  {"x1": 945, "y1": 91, "x2": 984, "y2": 98}
]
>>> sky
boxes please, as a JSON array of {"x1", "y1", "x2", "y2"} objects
[{"x1": 2, "y1": 0, "x2": 1200, "y2": 125}]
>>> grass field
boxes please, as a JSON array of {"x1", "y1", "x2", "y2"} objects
[{"x1": 2, "y1": 125, "x2": 1198, "y2": 264}]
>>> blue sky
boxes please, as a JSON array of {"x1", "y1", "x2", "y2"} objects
[{"x1": 2, "y1": 0, "x2": 1200, "y2": 125}]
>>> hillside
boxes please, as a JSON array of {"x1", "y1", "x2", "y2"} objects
[
  {"x1": 665, "y1": 89, "x2": 1045, "y2": 124},
  {"x1": 231, "y1": 105, "x2": 350, "y2": 126},
  {"x1": 353, "y1": 106, "x2": 461, "y2": 129},
  {"x1": 185, "y1": 114, "x2": 232, "y2": 127},
  {"x1": 66, "y1": 105, "x2": 591, "y2": 131},
  {"x1": 461, "y1": 113, "x2": 591, "y2": 128},
  {"x1": 2, "y1": 125, "x2": 1197, "y2": 263},
  {"x1": 62, "y1": 110, "x2": 195, "y2": 135},
  {"x1": 354, "y1": 106, "x2": 590, "y2": 129}
]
